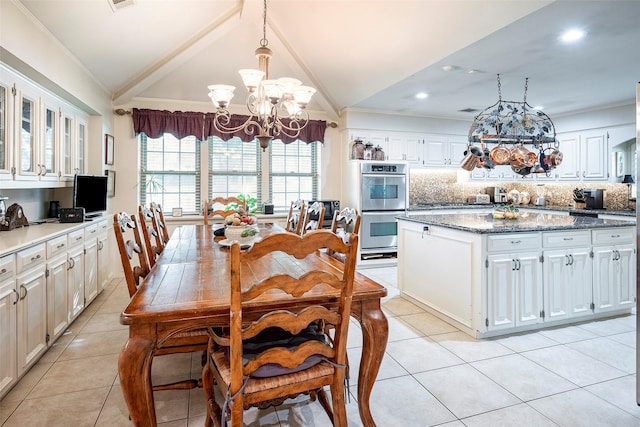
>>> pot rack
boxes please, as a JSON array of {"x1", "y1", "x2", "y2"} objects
[{"x1": 468, "y1": 75, "x2": 558, "y2": 148}]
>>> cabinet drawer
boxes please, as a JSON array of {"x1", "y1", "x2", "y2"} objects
[
  {"x1": 85, "y1": 224, "x2": 98, "y2": 239},
  {"x1": 68, "y1": 229, "x2": 85, "y2": 246},
  {"x1": 96, "y1": 219, "x2": 109, "y2": 233},
  {"x1": 542, "y1": 231, "x2": 591, "y2": 249},
  {"x1": 487, "y1": 233, "x2": 540, "y2": 252},
  {"x1": 0, "y1": 254, "x2": 15, "y2": 282},
  {"x1": 16, "y1": 244, "x2": 46, "y2": 274},
  {"x1": 46, "y1": 235, "x2": 68, "y2": 258},
  {"x1": 592, "y1": 228, "x2": 635, "y2": 245}
]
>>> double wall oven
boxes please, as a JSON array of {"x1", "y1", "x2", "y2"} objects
[{"x1": 358, "y1": 162, "x2": 407, "y2": 259}]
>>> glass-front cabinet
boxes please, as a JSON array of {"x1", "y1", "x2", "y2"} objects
[{"x1": 0, "y1": 63, "x2": 88, "y2": 186}]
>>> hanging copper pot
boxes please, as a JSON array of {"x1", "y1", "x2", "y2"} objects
[{"x1": 489, "y1": 144, "x2": 510, "y2": 165}]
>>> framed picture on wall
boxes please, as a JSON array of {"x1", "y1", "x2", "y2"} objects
[
  {"x1": 105, "y1": 134, "x2": 114, "y2": 165},
  {"x1": 105, "y1": 170, "x2": 116, "y2": 197}
]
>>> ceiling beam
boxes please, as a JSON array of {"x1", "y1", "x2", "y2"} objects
[{"x1": 112, "y1": 3, "x2": 244, "y2": 105}]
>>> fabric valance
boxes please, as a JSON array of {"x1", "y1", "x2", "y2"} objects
[{"x1": 132, "y1": 108, "x2": 326, "y2": 144}]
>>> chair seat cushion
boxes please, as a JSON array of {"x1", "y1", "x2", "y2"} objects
[{"x1": 234, "y1": 325, "x2": 327, "y2": 378}]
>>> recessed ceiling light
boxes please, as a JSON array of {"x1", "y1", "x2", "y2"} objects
[
  {"x1": 442, "y1": 65, "x2": 456, "y2": 72},
  {"x1": 415, "y1": 92, "x2": 428, "y2": 100},
  {"x1": 560, "y1": 28, "x2": 586, "y2": 43},
  {"x1": 533, "y1": 105, "x2": 544, "y2": 110}
]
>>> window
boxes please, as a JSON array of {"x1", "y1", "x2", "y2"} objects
[
  {"x1": 140, "y1": 133, "x2": 200, "y2": 214},
  {"x1": 209, "y1": 137, "x2": 261, "y2": 203},
  {"x1": 139, "y1": 133, "x2": 319, "y2": 214},
  {"x1": 270, "y1": 140, "x2": 319, "y2": 210}
]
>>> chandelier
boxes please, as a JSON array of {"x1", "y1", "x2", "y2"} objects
[{"x1": 207, "y1": 0, "x2": 316, "y2": 151}]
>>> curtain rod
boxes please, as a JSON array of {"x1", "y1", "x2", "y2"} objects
[{"x1": 114, "y1": 108, "x2": 338, "y2": 128}]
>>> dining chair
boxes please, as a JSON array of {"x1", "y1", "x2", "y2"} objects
[
  {"x1": 202, "y1": 230, "x2": 358, "y2": 427},
  {"x1": 299, "y1": 201, "x2": 326, "y2": 235},
  {"x1": 113, "y1": 212, "x2": 206, "y2": 393},
  {"x1": 150, "y1": 202, "x2": 170, "y2": 245},
  {"x1": 285, "y1": 199, "x2": 305, "y2": 234},
  {"x1": 138, "y1": 205, "x2": 162, "y2": 268},
  {"x1": 327, "y1": 207, "x2": 361, "y2": 261},
  {"x1": 204, "y1": 196, "x2": 246, "y2": 225}
]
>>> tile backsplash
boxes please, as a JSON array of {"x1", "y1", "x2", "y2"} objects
[{"x1": 409, "y1": 169, "x2": 634, "y2": 211}]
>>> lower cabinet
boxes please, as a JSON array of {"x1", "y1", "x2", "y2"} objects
[
  {"x1": 67, "y1": 245, "x2": 85, "y2": 322},
  {"x1": 543, "y1": 247, "x2": 593, "y2": 321},
  {"x1": 0, "y1": 255, "x2": 17, "y2": 398},
  {"x1": 487, "y1": 251, "x2": 543, "y2": 331},
  {"x1": 16, "y1": 261, "x2": 48, "y2": 376},
  {"x1": 84, "y1": 235, "x2": 98, "y2": 304},
  {"x1": 46, "y1": 254, "x2": 69, "y2": 342},
  {"x1": 592, "y1": 243, "x2": 635, "y2": 313}
]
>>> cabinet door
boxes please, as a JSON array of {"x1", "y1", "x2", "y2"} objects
[
  {"x1": 76, "y1": 120, "x2": 86, "y2": 175},
  {"x1": 404, "y1": 136, "x2": 422, "y2": 163},
  {"x1": 514, "y1": 252, "x2": 543, "y2": 326},
  {"x1": 59, "y1": 109, "x2": 75, "y2": 181},
  {"x1": 14, "y1": 91, "x2": 38, "y2": 181},
  {"x1": 557, "y1": 134, "x2": 580, "y2": 180},
  {"x1": 0, "y1": 83, "x2": 14, "y2": 182},
  {"x1": 38, "y1": 100, "x2": 59, "y2": 182},
  {"x1": 84, "y1": 239, "x2": 98, "y2": 304},
  {"x1": 568, "y1": 248, "x2": 594, "y2": 317},
  {"x1": 543, "y1": 250, "x2": 572, "y2": 321},
  {"x1": 449, "y1": 139, "x2": 468, "y2": 166},
  {"x1": 16, "y1": 265, "x2": 48, "y2": 375},
  {"x1": 67, "y1": 247, "x2": 85, "y2": 321},
  {"x1": 423, "y1": 137, "x2": 447, "y2": 166},
  {"x1": 592, "y1": 246, "x2": 616, "y2": 313},
  {"x1": 614, "y1": 245, "x2": 635, "y2": 309},
  {"x1": 0, "y1": 278, "x2": 18, "y2": 397},
  {"x1": 580, "y1": 132, "x2": 608, "y2": 180},
  {"x1": 46, "y1": 255, "x2": 68, "y2": 342},
  {"x1": 97, "y1": 232, "x2": 110, "y2": 293},
  {"x1": 486, "y1": 254, "x2": 516, "y2": 330},
  {"x1": 386, "y1": 135, "x2": 405, "y2": 161}
]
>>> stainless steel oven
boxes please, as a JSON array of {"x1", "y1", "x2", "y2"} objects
[
  {"x1": 360, "y1": 211, "x2": 400, "y2": 252},
  {"x1": 360, "y1": 163, "x2": 407, "y2": 211}
]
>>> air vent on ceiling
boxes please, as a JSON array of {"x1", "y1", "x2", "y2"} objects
[
  {"x1": 459, "y1": 108, "x2": 480, "y2": 113},
  {"x1": 108, "y1": 0, "x2": 134, "y2": 12}
]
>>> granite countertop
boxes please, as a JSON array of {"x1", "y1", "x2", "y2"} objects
[
  {"x1": 398, "y1": 212, "x2": 635, "y2": 234},
  {"x1": 408, "y1": 203, "x2": 636, "y2": 217}
]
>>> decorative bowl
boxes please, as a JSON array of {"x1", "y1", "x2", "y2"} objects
[{"x1": 224, "y1": 225, "x2": 258, "y2": 246}]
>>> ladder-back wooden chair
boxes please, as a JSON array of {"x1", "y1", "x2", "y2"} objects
[
  {"x1": 113, "y1": 212, "x2": 206, "y2": 395},
  {"x1": 299, "y1": 201, "x2": 326, "y2": 235},
  {"x1": 202, "y1": 230, "x2": 359, "y2": 427},
  {"x1": 138, "y1": 205, "x2": 162, "y2": 268},
  {"x1": 150, "y1": 202, "x2": 170, "y2": 245},
  {"x1": 327, "y1": 207, "x2": 361, "y2": 262},
  {"x1": 285, "y1": 199, "x2": 305, "y2": 234},
  {"x1": 204, "y1": 196, "x2": 246, "y2": 225}
]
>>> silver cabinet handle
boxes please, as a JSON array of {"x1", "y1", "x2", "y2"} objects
[
  {"x1": 565, "y1": 255, "x2": 571, "y2": 266},
  {"x1": 511, "y1": 240, "x2": 522, "y2": 245},
  {"x1": 19, "y1": 284, "x2": 27, "y2": 300},
  {"x1": 512, "y1": 259, "x2": 517, "y2": 271},
  {"x1": 12, "y1": 289, "x2": 19, "y2": 305},
  {"x1": 563, "y1": 237, "x2": 573, "y2": 241},
  {"x1": 0, "y1": 268, "x2": 6, "y2": 274},
  {"x1": 57, "y1": 243, "x2": 65, "y2": 249},
  {"x1": 569, "y1": 254, "x2": 574, "y2": 265},
  {"x1": 30, "y1": 254, "x2": 42, "y2": 262},
  {"x1": 611, "y1": 234, "x2": 620, "y2": 238}
]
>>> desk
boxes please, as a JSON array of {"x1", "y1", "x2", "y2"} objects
[{"x1": 119, "y1": 224, "x2": 388, "y2": 426}]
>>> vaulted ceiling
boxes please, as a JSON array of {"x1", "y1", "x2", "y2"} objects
[{"x1": 16, "y1": 0, "x2": 640, "y2": 121}]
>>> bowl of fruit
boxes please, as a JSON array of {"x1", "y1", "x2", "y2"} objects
[
  {"x1": 492, "y1": 204, "x2": 519, "y2": 220},
  {"x1": 224, "y1": 210, "x2": 258, "y2": 245}
]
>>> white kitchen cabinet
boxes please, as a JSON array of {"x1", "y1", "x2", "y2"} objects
[
  {"x1": 557, "y1": 131, "x2": 608, "y2": 181},
  {"x1": 84, "y1": 224, "x2": 98, "y2": 304},
  {"x1": 486, "y1": 250, "x2": 543, "y2": 331},
  {"x1": 67, "y1": 230, "x2": 85, "y2": 321},
  {"x1": 592, "y1": 228, "x2": 636, "y2": 313},
  {"x1": 423, "y1": 135, "x2": 467, "y2": 168},
  {"x1": 0, "y1": 254, "x2": 17, "y2": 397},
  {"x1": 0, "y1": 81, "x2": 15, "y2": 182},
  {"x1": 543, "y1": 247, "x2": 593, "y2": 321},
  {"x1": 96, "y1": 219, "x2": 112, "y2": 293},
  {"x1": 15, "y1": 245, "x2": 48, "y2": 376},
  {"x1": 387, "y1": 134, "x2": 421, "y2": 163},
  {"x1": 13, "y1": 85, "x2": 39, "y2": 182},
  {"x1": 45, "y1": 234, "x2": 69, "y2": 343}
]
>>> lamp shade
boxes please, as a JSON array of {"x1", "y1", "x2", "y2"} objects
[{"x1": 622, "y1": 174, "x2": 635, "y2": 184}]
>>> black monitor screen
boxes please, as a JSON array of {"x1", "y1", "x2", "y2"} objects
[{"x1": 73, "y1": 175, "x2": 108, "y2": 216}]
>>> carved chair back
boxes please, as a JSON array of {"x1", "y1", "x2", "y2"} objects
[
  {"x1": 204, "y1": 196, "x2": 246, "y2": 225},
  {"x1": 299, "y1": 201, "x2": 326, "y2": 235},
  {"x1": 113, "y1": 212, "x2": 150, "y2": 297}
]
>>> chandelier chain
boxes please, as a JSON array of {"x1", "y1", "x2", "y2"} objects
[
  {"x1": 523, "y1": 77, "x2": 529, "y2": 104},
  {"x1": 260, "y1": 0, "x2": 268, "y2": 48},
  {"x1": 497, "y1": 74, "x2": 502, "y2": 101}
]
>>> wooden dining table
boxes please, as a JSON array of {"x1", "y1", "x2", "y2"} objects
[{"x1": 119, "y1": 223, "x2": 389, "y2": 426}]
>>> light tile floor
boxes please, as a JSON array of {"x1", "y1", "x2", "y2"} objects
[{"x1": 2, "y1": 266, "x2": 640, "y2": 426}]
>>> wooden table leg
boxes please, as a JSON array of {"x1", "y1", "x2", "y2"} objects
[
  {"x1": 119, "y1": 325, "x2": 156, "y2": 427},
  {"x1": 352, "y1": 299, "x2": 388, "y2": 427}
]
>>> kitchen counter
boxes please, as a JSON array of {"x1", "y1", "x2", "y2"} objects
[
  {"x1": 408, "y1": 203, "x2": 635, "y2": 217},
  {"x1": 398, "y1": 212, "x2": 635, "y2": 234},
  {"x1": 397, "y1": 212, "x2": 636, "y2": 338}
]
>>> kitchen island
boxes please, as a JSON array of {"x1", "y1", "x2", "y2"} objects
[{"x1": 397, "y1": 212, "x2": 636, "y2": 338}]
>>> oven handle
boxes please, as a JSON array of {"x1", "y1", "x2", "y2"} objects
[
  {"x1": 362, "y1": 173, "x2": 407, "y2": 179},
  {"x1": 362, "y1": 211, "x2": 405, "y2": 216}
]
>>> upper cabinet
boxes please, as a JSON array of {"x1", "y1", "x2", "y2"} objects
[
  {"x1": 556, "y1": 131, "x2": 608, "y2": 181},
  {"x1": 0, "y1": 65, "x2": 88, "y2": 187},
  {"x1": 349, "y1": 130, "x2": 422, "y2": 165},
  {"x1": 422, "y1": 135, "x2": 467, "y2": 168}
]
